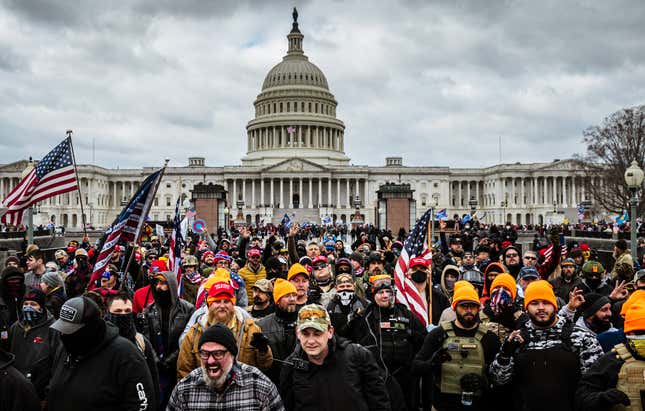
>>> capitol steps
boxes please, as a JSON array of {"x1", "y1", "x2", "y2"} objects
[{"x1": 271, "y1": 208, "x2": 321, "y2": 225}]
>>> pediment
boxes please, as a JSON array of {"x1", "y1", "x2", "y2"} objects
[
  {"x1": 536, "y1": 159, "x2": 579, "y2": 172},
  {"x1": 261, "y1": 158, "x2": 328, "y2": 173},
  {"x1": 0, "y1": 160, "x2": 32, "y2": 173}
]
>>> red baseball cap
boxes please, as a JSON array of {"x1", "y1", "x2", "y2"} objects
[
  {"x1": 410, "y1": 257, "x2": 429, "y2": 268},
  {"x1": 150, "y1": 260, "x2": 168, "y2": 273},
  {"x1": 248, "y1": 248, "x2": 261, "y2": 257},
  {"x1": 312, "y1": 255, "x2": 328, "y2": 265},
  {"x1": 207, "y1": 282, "x2": 235, "y2": 302}
]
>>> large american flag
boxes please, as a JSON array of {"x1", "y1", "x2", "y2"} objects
[
  {"x1": 169, "y1": 198, "x2": 184, "y2": 294},
  {"x1": 1, "y1": 138, "x2": 78, "y2": 226},
  {"x1": 394, "y1": 208, "x2": 433, "y2": 326},
  {"x1": 89, "y1": 169, "x2": 162, "y2": 285}
]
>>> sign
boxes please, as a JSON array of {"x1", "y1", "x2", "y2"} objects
[
  {"x1": 192, "y1": 219, "x2": 207, "y2": 233},
  {"x1": 545, "y1": 212, "x2": 565, "y2": 225}
]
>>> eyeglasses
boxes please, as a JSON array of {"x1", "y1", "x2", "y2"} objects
[
  {"x1": 199, "y1": 349, "x2": 228, "y2": 361},
  {"x1": 298, "y1": 306, "x2": 327, "y2": 321},
  {"x1": 313, "y1": 263, "x2": 328, "y2": 270},
  {"x1": 249, "y1": 255, "x2": 261, "y2": 260},
  {"x1": 523, "y1": 256, "x2": 537, "y2": 261},
  {"x1": 506, "y1": 253, "x2": 519, "y2": 258}
]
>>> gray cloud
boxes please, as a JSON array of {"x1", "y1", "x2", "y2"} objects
[{"x1": 0, "y1": 0, "x2": 644, "y2": 170}]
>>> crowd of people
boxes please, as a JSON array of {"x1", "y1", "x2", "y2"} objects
[{"x1": 0, "y1": 220, "x2": 644, "y2": 411}]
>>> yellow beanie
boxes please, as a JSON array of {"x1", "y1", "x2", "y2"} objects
[
  {"x1": 524, "y1": 280, "x2": 557, "y2": 309},
  {"x1": 273, "y1": 278, "x2": 298, "y2": 304},
  {"x1": 624, "y1": 301, "x2": 645, "y2": 334},
  {"x1": 202, "y1": 268, "x2": 231, "y2": 291},
  {"x1": 451, "y1": 284, "x2": 480, "y2": 310},
  {"x1": 490, "y1": 273, "x2": 517, "y2": 300},
  {"x1": 621, "y1": 290, "x2": 645, "y2": 317},
  {"x1": 453, "y1": 280, "x2": 475, "y2": 294},
  {"x1": 287, "y1": 263, "x2": 309, "y2": 281}
]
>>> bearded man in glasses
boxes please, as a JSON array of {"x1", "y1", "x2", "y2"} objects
[
  {"x1": 169, "y1": 324, "x2": 284, "y2": 410},
  {"x1": 279, "y1": 304, "x2": 390, "y2": 411}
]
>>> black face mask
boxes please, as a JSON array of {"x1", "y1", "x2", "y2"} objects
[
  {"x1": 586, "y1": 277, "x2": 601, "y2": 290},
  {"x1": 105, "y1": 312, "x2": 136, "y2": 340},
  {"x1": 22, "y1": 306, "x2": 45, "y2": 324},
  {"x1": 61, "y1": 319, "x2": 106, "y2": 357},
  {"x1": 411, "y1": 270, "x2": 427, "y2": 284},
  {"x1": 153, "y1": 288, "x2": 172, "y2": 308}
]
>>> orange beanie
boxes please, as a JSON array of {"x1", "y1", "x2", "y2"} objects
[
  {"x1": 524, "y1": 280, "x2": 557, "y2": 309},
  {"x1": 621, "y1": 290, "x2": 645, "y2": 317},
  {"x1": 490, "y1": 273, "x2": 517, "y2": 300},
  {"x1": 623, "y1": 301, "x2": 645, "y2": 334},
  {"x1": 273, "y1": 278, "x2": 297, "y2": 304},
  {"x1": 451, "y1": 284, "x2": 480, "y2": 310},
  {"x1": 453, "y1": 280, "x2": 475, "y2": 293}
]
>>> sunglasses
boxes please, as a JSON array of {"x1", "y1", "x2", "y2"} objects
[
  {"x1": 199, "y1": 349, "x2": 228, "y2": 361},
  {"x1": 249, "y1": 255, "x2": 261, "y2": 259},
  {"x1": 523, "y1": 256, "x2": 537, "y2": 261},
  {"x1": 506, "y1": 253, "x2": 519, "y2": 258},
  {"x1": 313, "y1": 263, "x2": 328, "y2": 270}
]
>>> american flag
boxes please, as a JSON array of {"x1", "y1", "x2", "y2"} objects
[
  {"x1": 543, "y1": 233, "x2": 567, "y2": 261},
  {"x1": 1, "y1": 138, "x2": 78, "y2": 226},
  {"x1": 89, "y1": 169, "x2": 163, "y2": 286},
  {"x1": 394, "y1": 208, "x2": 433, "y2": 326},
  {"x1": 169, "y1": 198, "x2": 184, "y2": 295}
]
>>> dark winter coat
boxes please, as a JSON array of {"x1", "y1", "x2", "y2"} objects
[
  {"x1": 279, "y1": 335, "x2": 390, "y2": 411},
  {"x1": 9, "y1": 313, "x2": 60, "y2": 399},
  {"x1": 48, "y1": 322, "x2": 156, "y2": 411},
  {"x1": 0, "y1": 349, "x2": 41, "y2": 411},
  {"x1": 256, "y1": 309, "x2": 298, "y2": 384},
  {"x1": 45, "y1": 287, "x2": 67, "y2": 319}
]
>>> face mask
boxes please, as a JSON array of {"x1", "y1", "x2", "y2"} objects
[
  {"x1": 586, "y1": 277, "x2": 601, "y2": 290},
  {"x1": 411, "y1": 270, "x2": 427, "y2": 284},
  {"x1": 154, "y1": 288, "x2": 172, "y2": 307},
  {"x1": 490, "y1": 288, "x2": 513, "y2": 316},
  {"x1": 445, "y1": 278, "x2": 456, "y2": 294},
  {"x1": 22, "y1": 306, "x2": 44, "y2": 324},
  {"x1": 5, "y1": 277, "x2": 24, "y2": 298},
  {"x1": 338, "y1": 290, "x2": 354, "y2": 306},
  {"x1": 105, "y1": 312, "x2": 136, "y2": 339},
  {"x1": 627, "y1": 335, "x2": 645, "y2": 357},
  {"x1": 61, "y1": 319, "x2": 105, "y2": 357}
]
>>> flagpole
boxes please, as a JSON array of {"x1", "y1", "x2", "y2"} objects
[
  {"x1": 121, "y1": 159, "x2": 169, "y2": 289},
  {"x1": 425, "y1": 209, "x2": 433, "y2": 323},
  {"x1": 67, "y1": 130, "x2": 88, "y2": 239}
]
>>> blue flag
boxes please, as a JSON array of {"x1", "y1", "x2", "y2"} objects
[
  {"x1": 461, "y1": 214, "x2": 472, "y2": 224},
  {"x1": 281, "y1": 213, "x2": 292, "y2": 228},
  {"x1": 435, "y1": 209, "x2": 447, "y2": 220}
]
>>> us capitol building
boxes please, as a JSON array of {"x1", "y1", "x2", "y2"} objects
[{"x1": 0, "y1": 11, "x2": 598, "y2": 231}]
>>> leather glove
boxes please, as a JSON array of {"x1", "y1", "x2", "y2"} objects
[
  {"x1": 250, "y1": 332, "x2": 270, "y2": 353},
  {"x1": 429, "y1": 347, "x2": 452, "y2": 369},
  {"x1": 598, "y1": 389, "x2": 630, "y2": 406},
  {"x1": 549, "y1": 227, "x2": 560, "y2": 245},
  {"x1": 307, "y1": 286, "x2": 322, "y2": 303},
  {"x1": 460, "y1": 373, "x2": 484, "y2": 393}
]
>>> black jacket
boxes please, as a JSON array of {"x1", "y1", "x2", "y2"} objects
[
  {"x1": 48, "y1": 322, "x2": 156, "y2": 411},
  {"x1": 9, "y1": 313, "x2": 60, "y2": 399},
  {"x1": 0, "y1": 349, "x2": 40, "y2": 411},
  {"x1": 280, "y1": 336, "x2": 391, "y2": 411},
  {"x1": 141, "y1": 270, "x2": 194, "y2": 373},
  {"x1": 256, "y1": 309, "x2": 297, "y2": 384}
]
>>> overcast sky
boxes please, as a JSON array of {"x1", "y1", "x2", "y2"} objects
[{"x1": 1, "y1": 0, "x2": 644, "y2": 170}]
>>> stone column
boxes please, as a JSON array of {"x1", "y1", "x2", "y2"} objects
[
  {"x1": 242, "y1": 179, "x2": 246, "y2": 204},
  {"x1": 327, "y1": 178, "x2": 332, "y2": 206},
  {"x1": 346, "y1": 179, "x2": 351, "y2": 208},
  {"x1": 289, "y1": 179, "x2": 293, "y2": 208},
  {"x1": 280, "y1": 178, "x2": 284, "y2": 207},
  {"x1": 233, "y1": 179, "x2": 237, "y2": 202},
  {"x1": 336, "y1": 179, "x2": 340, "y2": 208},
  {"x1": 318, "y1": 178, "x2": 322, "y2": 206},
  {"x1": 572, "y1": 177, "x2": 577, "y2": 205},
  {"x1": 252, "y1": 179, "x2": 256, "y2": 208},
  {"x1": 520, "y1": 178, "x2": 525, "y2": 206},
  {"x1": 552, "y1": 177, "x2": 557, "y2": 204},
  {"x1": 308, "y1": 178, "x2": 313, "y2": 208},
  {"x1": 563, "y1": 177, "x2": 568, "y2": 207},
  {"x1": 270, "y1": 179, "x2": 274, "y2": 207},
  {"x1": 581, "y1": 178, "x2": 586, "y2": 201},
  {"x1": 542, "y1": 178, "x2": 547, "y2": 205},
  {"x1": 260, "y1": 179, "x2": 265, "y2": 206},
  {"x1": 364, "y1": 179, "x2": 369, "y2": 207},
  {"x1": 299, "y1": 178, "x2": 303, "y2": 206}
]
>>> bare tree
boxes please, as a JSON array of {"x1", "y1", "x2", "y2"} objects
[{"x1": 574, "y1": 105, "x2": 645, "y2": 216}]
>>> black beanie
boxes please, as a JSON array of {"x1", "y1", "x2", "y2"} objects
[
  {"x1": 580, "y1": 293, "x2": 610, "y2": 319},
  {"x1": 23, "y1": 287, "x2": 46, "y2": 309},
  {"x1": 199, "y1": 324, "x2": 238, "y2": 356}
]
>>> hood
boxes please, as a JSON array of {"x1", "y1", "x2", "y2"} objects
[
  {"x1": 440, "y1": 264, "x2": 460, "y2": 296},
  {"x1": 0, "y1": 349, "x2": 15, "y2": 370},
  {"x1": 482, "y1": 262, "x2": 507, "y2": 300},
  {"x1": 159, "y1": 270, "x2": 179, "y2": 306}
]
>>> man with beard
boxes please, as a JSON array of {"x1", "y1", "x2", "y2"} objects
[
  {"x1": 349, "y1": 275, "x2": 427, "y2": 411},
  {"x1": 169, "y1": 324, "x2": 284, "y2": 410},
  {"x1": 178, "y1": 255, "x2": 201, "y2": 305},
  {"x1": 479, "y1": 273, "x2": 526, "y2": 342},
  {"x1": 257, "y1": 279, "x2": 299, "y2": 384},
  {"x1": 575, "y1": 301, "x2": 645, "y2": 410},
  {"x1": 550, "y1": 258, "x2": 582, "y2": 301},
  {"x1": 105, "y1": 291, "x2": 159, "y2": 402},
  {"x1": 490, "y1": 280, "x2": 604, "y2": 411},
  {"x1": 502, "y1": 245, "x2": 522, "y2": 278},
  {"x1": 412, "y1": 285, "x2": 500, "y2": 411},
  {"x1": 311, "y1": 255, "x2": 335, "y2": 307},
  {"x1": 177, "y1": 281, "x2": 272, "y2": 379},
  {"x1": 408, "y1": 257, "x2": 450, "y2": 326},
  {"x1": 280, "y1": 304, "x2": 390, "y2": 411},
  {"x1": 141, "y1": 271, "x2": 195, "y2": 408},
  {"x1": 574, "y1": 293, "x2": 617, "y2": 336},
  {"x1": 48, "y1": 297, "x2": 156, "y2": 411},
  {"x1": 579, "y1": 261, "x2": 612, "y2": 296},
  {"x1": 248, "y1": 279, "x2": 275, "y2": 319},
  {"x1": 200, "y1": 250, "x2": 216, "y2": 272},
  {"x1": 239, "y1": 248, "x2": 267, "y2": 300},
  {"x1": 445, "y1": 236, "x2": 465, "y2": 267}
]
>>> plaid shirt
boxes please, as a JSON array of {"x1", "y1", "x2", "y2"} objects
[{"x1": 167, "y1": 363, "x2": 284, "y2": 411}]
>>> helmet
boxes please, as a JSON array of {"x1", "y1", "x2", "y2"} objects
[{"x1": 461, "y1": 269, "x2": 484, "y2": 291}]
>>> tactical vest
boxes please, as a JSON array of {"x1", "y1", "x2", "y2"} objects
[
  {"x1": 612, "y1": 343, "x2": 645, "y2": 411},
  {"x1": 479, "y1": 310, "x2": 522, "y2": 342},
  {"x1": 439, "y1": 321, "x2": 486, "y2": 395}
]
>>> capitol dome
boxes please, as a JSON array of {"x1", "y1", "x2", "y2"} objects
[{"x1": 242, "y1": 8, "x2": 349, "y2": 167}]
